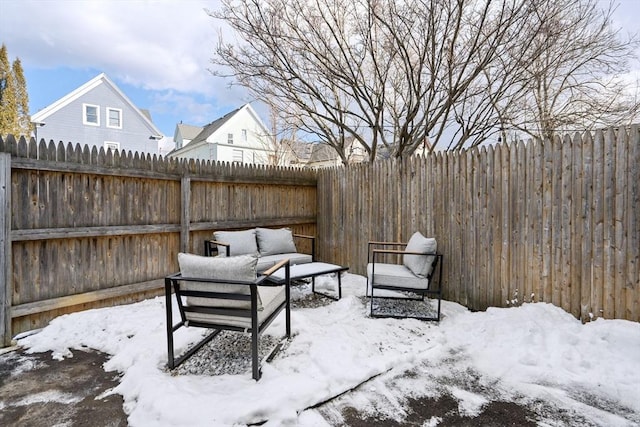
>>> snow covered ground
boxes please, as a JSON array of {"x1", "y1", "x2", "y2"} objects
[{"x1": 17, "y1": 273, "x2": 640, "y2": 426}]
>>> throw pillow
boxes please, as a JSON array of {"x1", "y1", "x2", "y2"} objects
[
  {"x1": 403, "y1": 232, "x2": 437, "y2": 278},
  {"x1": 213, "y1": 229, "x2": 259, "y2": 257},
  {"x1": 256, "y1": 227, "x2": 297, "y2": 256}
]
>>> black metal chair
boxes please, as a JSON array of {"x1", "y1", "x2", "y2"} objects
[
  {"x1": 366, "y1": 237, "x2": 443, "y2": 322},
  {"x1": 165, "y1": 256, "x2": 291, "y2": 380}
]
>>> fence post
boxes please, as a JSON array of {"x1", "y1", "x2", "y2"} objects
[
  {"x1": 181, "y1": 176, "x2": 191, "y2": 253},
  {"x1": 1, "y1": 153, "x2": 12, "y2": 346}
]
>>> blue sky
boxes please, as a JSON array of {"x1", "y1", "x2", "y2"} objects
[{"x1": 1, "y1": 0, "x2": 639, "y2": 152}]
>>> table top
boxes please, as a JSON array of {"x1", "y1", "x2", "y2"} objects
[{"x1": 267, "y1": 262, "x2": 349, "y2": 282}]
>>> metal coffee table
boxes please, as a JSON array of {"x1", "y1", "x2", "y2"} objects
[{"x1": 267, "y1": 262, "x2": 349, "y2": 300}]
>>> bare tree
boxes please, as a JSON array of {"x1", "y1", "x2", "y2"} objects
[
  {"x1": 262, "y1": 98, "x2": 300, "y2": 166},
  {"x1": 211, "y1": 0, "x2": 637, "y2": 158},
  {"x1": 503, "y1": 0, "x2": 639, "y2": 141}
]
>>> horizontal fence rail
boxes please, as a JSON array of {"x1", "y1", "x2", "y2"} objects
[
  {"x1": 317, "y1": 127, "x2": 639, "y2": 323},
  {"x1": 0, "y1": 136, "x2": 317, "y2": 345}
]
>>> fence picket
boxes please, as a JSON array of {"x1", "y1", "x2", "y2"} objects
[{"x1": 628, "y1": 126, "x2": 639, "y2": 321}]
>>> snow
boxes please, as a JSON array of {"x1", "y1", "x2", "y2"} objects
[
  {"x1": 269, "y1": 262, "x2": 345, "y2": 280},
  {"x1": 17, "y1": 273, "x2": 640, "y2": 426}
]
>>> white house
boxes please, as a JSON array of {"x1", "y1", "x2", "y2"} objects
[
  {"x1": 168, "y1": 104, "x2": 274, "y2": 165},
  {"x1": 30, "y1": 73, "x2": 163, "y2": 155},
  {"x1": 173, "y1": 122, "x2": 203, "y2": 150}
]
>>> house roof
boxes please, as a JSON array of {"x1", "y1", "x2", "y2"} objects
[
  {"x1": 189, "y1": 106, "x2": 242, "y2": 145},
  {"x1": 31, "y1": 73, "x2": 163, "y2": 138},
  {"x1": 309, "y1": 143, "x2": 339, "y2": 163},
  {"x1": 176, "y1": 123, "x2": 203, "y2": 140},
  {"x1": 285, "y1": 141, "x2": 340, "y2": 165},
  {"x1": 286, "y1": 140, "x2": 313, "y2": 161}
]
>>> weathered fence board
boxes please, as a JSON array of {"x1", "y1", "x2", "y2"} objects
[
  {"x1": 1, "y1": 154, "x2": 11, "y2": 346},
  {"x1": 629, "y1": 126, "x2": 640, "y2": 319}
]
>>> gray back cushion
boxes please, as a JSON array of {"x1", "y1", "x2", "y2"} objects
[
  {"x1": 256, "y1": 227, "x2": 297, "y2": 256},
  {"x1": 178, "y1": 253, "x2": 260, "y2": 309},
  {"x1": 403, "y1": 232, "x2": 437, "y2": 278},
  {"x1": 213, "y1": 229, "x2": 258, "y2": 257}
]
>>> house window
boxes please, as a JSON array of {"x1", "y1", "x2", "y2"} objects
[
  {"x1": 242, "y1": 129, "x2": 247, "y2": 142},
  {"x1": 228, "y1": 133, "x2": 234, "y2": 144},
  {"x1": 104, "y1": 141, "x2": 120, "y2": 153},
  {"x1": 83, "y1": 104, "x2": 100, "y2": 126},
  {"x1": 107, "y1": 108, "x2": 122, "y2": 129},
  {"x1": 232, "y1": 149, "x2": 243, "y2": 163}
]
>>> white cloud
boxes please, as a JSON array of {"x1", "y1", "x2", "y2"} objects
[{"x1": 0, "y1": 0, "x2": 231, "y2": 96}]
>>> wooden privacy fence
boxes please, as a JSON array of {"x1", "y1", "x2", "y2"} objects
[
  {"x1": 317, "y1": 127, "x2": 639, "y2": 323},
  {"x1": 0, "y1": 136, "x2": 317, "y2": 346},
  {"x1": 1, "y1": 127, "x2": 638, "y2": 345}
]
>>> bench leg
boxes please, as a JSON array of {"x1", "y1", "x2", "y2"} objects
[{"x1": 311, "y1": 274, "x2": 342, "y2": 301}]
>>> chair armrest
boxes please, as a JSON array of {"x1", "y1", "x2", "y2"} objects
[
  {"x1": 372, "y1": 248, "x2": 435, "y2": 264},
  {"x1": 204, "y1": 240, "x2": 230, "y2": 257},
  {"x1": 293, "y1": 233, "x2": 315, "y2": 240},
  {"x1": 372, "y1": 248, "x2": 437, "y2": 256},
  {"x1": 368, "y1": 241, "x2": 407, "y2": 246},
  {"x1": 367, "y1": 241, "x2": 407, "y2": 264},
  {"x1": 261, "y1": 258, "x2": 290, "y2": 277},
  {"x1": 294, "y1": 234, "x2": 316, "y2": 261},
  {"x1": 258, "y1": 259, "x2": 291, "y2": 287}
]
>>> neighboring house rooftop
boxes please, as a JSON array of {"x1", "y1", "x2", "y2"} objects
[
  {"x1": 176, "y1": 123, "x2": 203, "y2": 141},
  {"x1": 287, "y1": 141, "x2": 341, "y2": 164},
  {"x1": 287, "y1": 137, "x2": 368, "y2": 167},
  {"x1": 189, "y1": 107, "x2": 243, "y2": 145},
  {"x1": 308, "y1": 143, "x2": 340, "y2": 163}
]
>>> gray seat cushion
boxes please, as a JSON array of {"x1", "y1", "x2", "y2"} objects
[
  {"x1": 184, "y1": 284, "x2": 286, "y2": 329},
  {"x1": 256, "y1": 227, "x2": 297, "y2": 256},
  {"x1": 213, "y1": 229, "x2": 259, "y2": 257},
  {"x1": 256, "y1": 252, "x2": 312, "y2": 272},
  {"x1": 178, "y1": 253, "x2": 260, "y2": 309},
  {"x1": 367, "y1": 262, "x2": 430, "y2": 290},
  {"x1": 403, "y1": 232, "x2": 437, "y2": 278}
]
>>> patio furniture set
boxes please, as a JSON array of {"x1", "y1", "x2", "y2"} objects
[{"x1": 165, "y1": 228, "x2": 442, "y2": 380}]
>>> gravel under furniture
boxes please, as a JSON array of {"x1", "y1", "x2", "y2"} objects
[{"x1": 171, "y1": 280, "x2": 335, "y2": 377}]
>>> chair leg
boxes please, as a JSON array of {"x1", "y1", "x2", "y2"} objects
[
  {"x1": 252, "y1": 328, "x2": 260, "y2": 381},
  {"x1": 370, "y1": 287, "x2": 375, "y2": 317},
  {"x1": 366, "y1": 276, "x2": 371, "y2": 297},
  {"x1": 285, "y1": 300, "x2": 291, "y2": 338},
  {"x1": 165, "y1": 278, "x2": 175, "y2": 369}
]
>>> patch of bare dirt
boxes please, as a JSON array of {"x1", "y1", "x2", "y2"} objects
[{"x1": 0, "y1": 348, "x2": 127, "y2": 427}]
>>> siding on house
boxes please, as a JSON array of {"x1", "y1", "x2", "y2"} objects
[{"x1": 31, "y1": 73, "x2": 163, "y2": 154}]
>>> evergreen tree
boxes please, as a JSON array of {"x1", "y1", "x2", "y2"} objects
[
  {"x1": 13, "y1": 58, "x2": 31, "y2": 136},
  {"x1": 0, "y1": 44, "x2": 29, "y2": 137}
]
